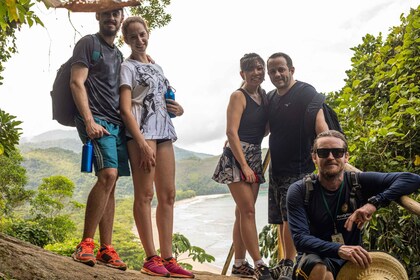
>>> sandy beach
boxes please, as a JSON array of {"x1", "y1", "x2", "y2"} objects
[{"x1": 131, "y1": 194, "x2": 228, "y2": 274}]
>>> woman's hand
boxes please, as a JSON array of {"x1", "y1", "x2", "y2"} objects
[
  {"x1": 241, "y1": 164, "x2": 258, "y2": 184},
  {"x1": 166, "y1": 99, "x2": 184, "y2": 117},
  {"x1": 138, "y1": 142, "x2": 156, "y2": 172}
]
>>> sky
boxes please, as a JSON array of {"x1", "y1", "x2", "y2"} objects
[{"x1": 1, "y1": 0, "x2": 419, "y2": 155}]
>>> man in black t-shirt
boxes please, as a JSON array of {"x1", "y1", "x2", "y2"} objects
[
  {"x1": 266, "y1": 52, "x2": 329, "y2": 279},
  {"x1": 287, "y1": 130, "x2": 420, "y2": 279},
  {"x1": 70, "y1": 9, "x2": 129, "y2": 271}
]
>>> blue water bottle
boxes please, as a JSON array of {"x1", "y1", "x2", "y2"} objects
[
  {"x1": 81, "y1": 139, "x2": 93, "y2": 173},
  {"x1": 164, "y1": 86, "x2": 176, "y2": 118}
]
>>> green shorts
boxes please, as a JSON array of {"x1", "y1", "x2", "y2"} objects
[{"x1": 75, "y1": 115, "x2": 130, "y2": 177}]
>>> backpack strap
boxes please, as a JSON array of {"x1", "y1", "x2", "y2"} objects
[
  {"x1": 349, "y1": 171, "x2": 362, "y2": 210},
  {"x1": 304, "y1": 173, "x2": 317, "y2": 206},
  {"x1": 90, "y1": 34, "x2": 102, "y2": 65}
]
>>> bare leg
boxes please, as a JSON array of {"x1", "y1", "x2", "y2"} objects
[
  {"x1": 129, "y1": 140, "x2": 158, "y2": 257},
  {"x1": 228, "y1": 181, "x2": 261, "y2": 262},
  {"x1": 154, "y1": 141, "x2": 176, "y2": 259},
  {"x1": 99, "y1": 183, "x2": 116, "y2": 246},
  {"x1": 309, "y1": 263, "x2": 333, "y2": 280},
  {"x1": 232, "y1": 206, "x2": 246, "y2": 261},
  {"x1": 283, "y1": 221, "x2": 297, "y2": 261},
  {"x1": 82, "y1": 168, "x2": 118, "y2": 243}
]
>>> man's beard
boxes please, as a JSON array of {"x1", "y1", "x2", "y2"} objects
[
  {"x1": 100, "y1": 24, "x2": 119, "y2": 37},
  {"x1": 320, "y1": 164, "x2": 343, "y2": 180}
]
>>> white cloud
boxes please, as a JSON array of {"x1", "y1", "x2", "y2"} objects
[{"x1": 0, "y1": 0, "x2": 418, "y2": 156}]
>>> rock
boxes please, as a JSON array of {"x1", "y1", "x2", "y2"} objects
[{"x1": 0, "y1": 233, "x2": 241, "y2": 280}]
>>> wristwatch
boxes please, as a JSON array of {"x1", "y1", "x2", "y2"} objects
[{"x1": 367, "y1": 196, "x2": 381, "y2": 209}]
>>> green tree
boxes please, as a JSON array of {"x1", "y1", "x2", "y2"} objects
[
  {"x1": 331, "y1": 6, "x2": 420, "y2": 173},
  {"x1": 0, "y1": 150, "x2": 32, "y2": 226},
  {"x1": 0, "y1": 109, "x2": 22, "y2": 156},
  {"x1": 29, "y1": 175, "x2": 83, "y2": 244}
]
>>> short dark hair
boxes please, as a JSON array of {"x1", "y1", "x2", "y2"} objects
[
  {"x1": 312, "y1": 130, "x2": 348, "y2": 152},
  {"x1": 267, "y1": 52, "x2": 293, "y2": 69},
  {"x1": 240, "y1": 53, "x2": 265, "y2": 72}
]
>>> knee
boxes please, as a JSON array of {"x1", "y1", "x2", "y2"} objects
[
  {"x1": 240, "y1": 204, "x2": 256, "y2": 220},
  {"x1": 158, "y1": 188, "x2": 176, "y2": 206},
  {"x1": 309, "y1": 263, "x2": 328, "y2": 280},
  {"x1": 97, "y1": 169, "x2": 118, "y2": 192},
  {"x1": 134, "y1": 190, "x2": 155, "y2": 207}
]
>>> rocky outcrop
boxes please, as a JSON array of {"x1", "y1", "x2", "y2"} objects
[{"x1": 0, "y1": 233, "x2": 238, "y2": 280}]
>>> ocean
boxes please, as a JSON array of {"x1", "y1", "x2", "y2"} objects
[{"x1": 173, "y1": 191, "x2": 270, "y2": 271}]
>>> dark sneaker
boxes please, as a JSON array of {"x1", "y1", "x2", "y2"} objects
[
  {"x1": 141, "y1": 255, "x2": 170, "y2": 277},
  {"x1": 72, "y1": 238, "x2": 96, "y2": 267},
  {"x1": 163, "y1": 257, "x2": 195, "y2": 278},
  {"x1": 269, "y1": 259, "x2": 284, "y2": 279},
  {"x1": 96, "y1": 244, "x2": 127, "y2": 271},
  {"x1": 231, "y1": 261, "x2": 254, "y2": 278},
  {"x1": 254, "y1": 264, "x2": 274, "y2": 280},
  {"x1": 278, "y1": 264, "x2": 293, "y2": 280}
]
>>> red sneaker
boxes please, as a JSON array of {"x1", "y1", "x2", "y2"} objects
[
  {"x1": 96, "y1": 244, "x2": 127, "y2": 271},
  {"x1": 163, "y1": 257, "x2": 195, "y2": 278},
  {"x1": 141, "y1": 255, "x2": 170, "y2": 277},
  {"x1": 72, "y1": 238, "x2": 96, "y2": 267}
]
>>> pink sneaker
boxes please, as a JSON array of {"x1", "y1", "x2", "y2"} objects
[
  {"x1": 163, "y1": 257, "x2": 195, "y2": 278},
  {"x1": 141, "y1": 255, "x2": 170, "y2": 277}
]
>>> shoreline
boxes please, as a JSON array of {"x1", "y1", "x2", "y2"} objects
[{"x1": 131, "y1": 194, "x2": 230, "y2": 274}]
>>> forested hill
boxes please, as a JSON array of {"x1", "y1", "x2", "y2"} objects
[{"x1": 19, "y1": 129, "x2": 231, "y2": 202}]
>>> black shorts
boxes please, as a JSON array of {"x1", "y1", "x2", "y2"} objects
[{"x1": 293, "y1": 253, "x2": 346, "y2": 280}]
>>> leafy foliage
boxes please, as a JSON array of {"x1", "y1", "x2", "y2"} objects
[
  {"x1": 363, "y1": 194, "x2": 420, "y2": 278},
  {"x1": 0, "y1": 0, "x2": 43, "y2": 84},
  {"x1": 172, "y1": 233, "x2": 215, "y2": 270},
  {"x1": 130, "y1": 0, "x2": 171, "y2": 31},
  {"x1": 330, "y1": 6, "x2": 420, "y2": 173},
  {"x1": 0, "y1": 149, "x2": 32, "y2": 221},
  {"x1": 0, "y1": 109, "x2": 22, "y2": 156}
]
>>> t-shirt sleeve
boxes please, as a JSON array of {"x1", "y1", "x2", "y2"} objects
[
  {"x1": 303, "y1": 88, "x2": 325, "y2": 132},
  {"x1": 119, "y1": 62, "x2": 135, "y2": 90},
  {"x1": 71, "y1": 35, "x2": 95, "y2": 69}
]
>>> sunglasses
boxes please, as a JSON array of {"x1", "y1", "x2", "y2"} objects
[{"x1": 315, "y1": 148, "x2": 346, "y2": 158}]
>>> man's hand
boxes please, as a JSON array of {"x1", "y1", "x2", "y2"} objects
[
  {"x1": 344, "y1": 203, "x2": 376, "y2": 231},
  {"x1": 338, "y1": 245, "x2": 372, "y2": 268},
  {"x1": 86, "y1": 120, "x2": 110, "y2": 139},
  {"x1": 166, "y1": 99, "x2": 184, "y2": 117}
]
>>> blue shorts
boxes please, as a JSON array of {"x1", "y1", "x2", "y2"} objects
[
  {"x1": 268, "y1": 172, "x2": 307, "y2": 224},
  {"x1": 75, "y1": 116, "x2": 130, "y2": 176}
]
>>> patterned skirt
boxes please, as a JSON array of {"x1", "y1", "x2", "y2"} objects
[{"x1": 212, "y1": 141, "x2": 265, "y2": 184}]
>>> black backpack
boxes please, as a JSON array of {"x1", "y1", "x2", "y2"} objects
[
  {"x1": 303, "y1": 171, "x2": 363, "y2": 211},
  {"x1": 50, "y1": 34, "x2": 102, "y2": 127},
  {"x1": 322, "y1": 102, "x2": 344, "y2": 135},
  {"x1": 304, "y1": 92, "x2": 345, "y2": 136}
]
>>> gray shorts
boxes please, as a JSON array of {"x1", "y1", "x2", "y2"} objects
[
  {"x1": 268, "y1": 171, "x2": 306, "y2": 224},
  {"x1": 293, "y1": 253, "x2": 345, "y2": 280}
]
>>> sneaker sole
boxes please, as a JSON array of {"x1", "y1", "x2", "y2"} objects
[
  {"x1": 72, "y1": 253, "x2": 96, "y2": 267},
  {"x1": 141, "y1": 268, "x2": 170, "y2": 277},
  {"x1": 231, "y1": 273, "x2": 254, "y2": 278},
  {"x1": 96, "y1": 259, "x2": 127, "y2": 271}
]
